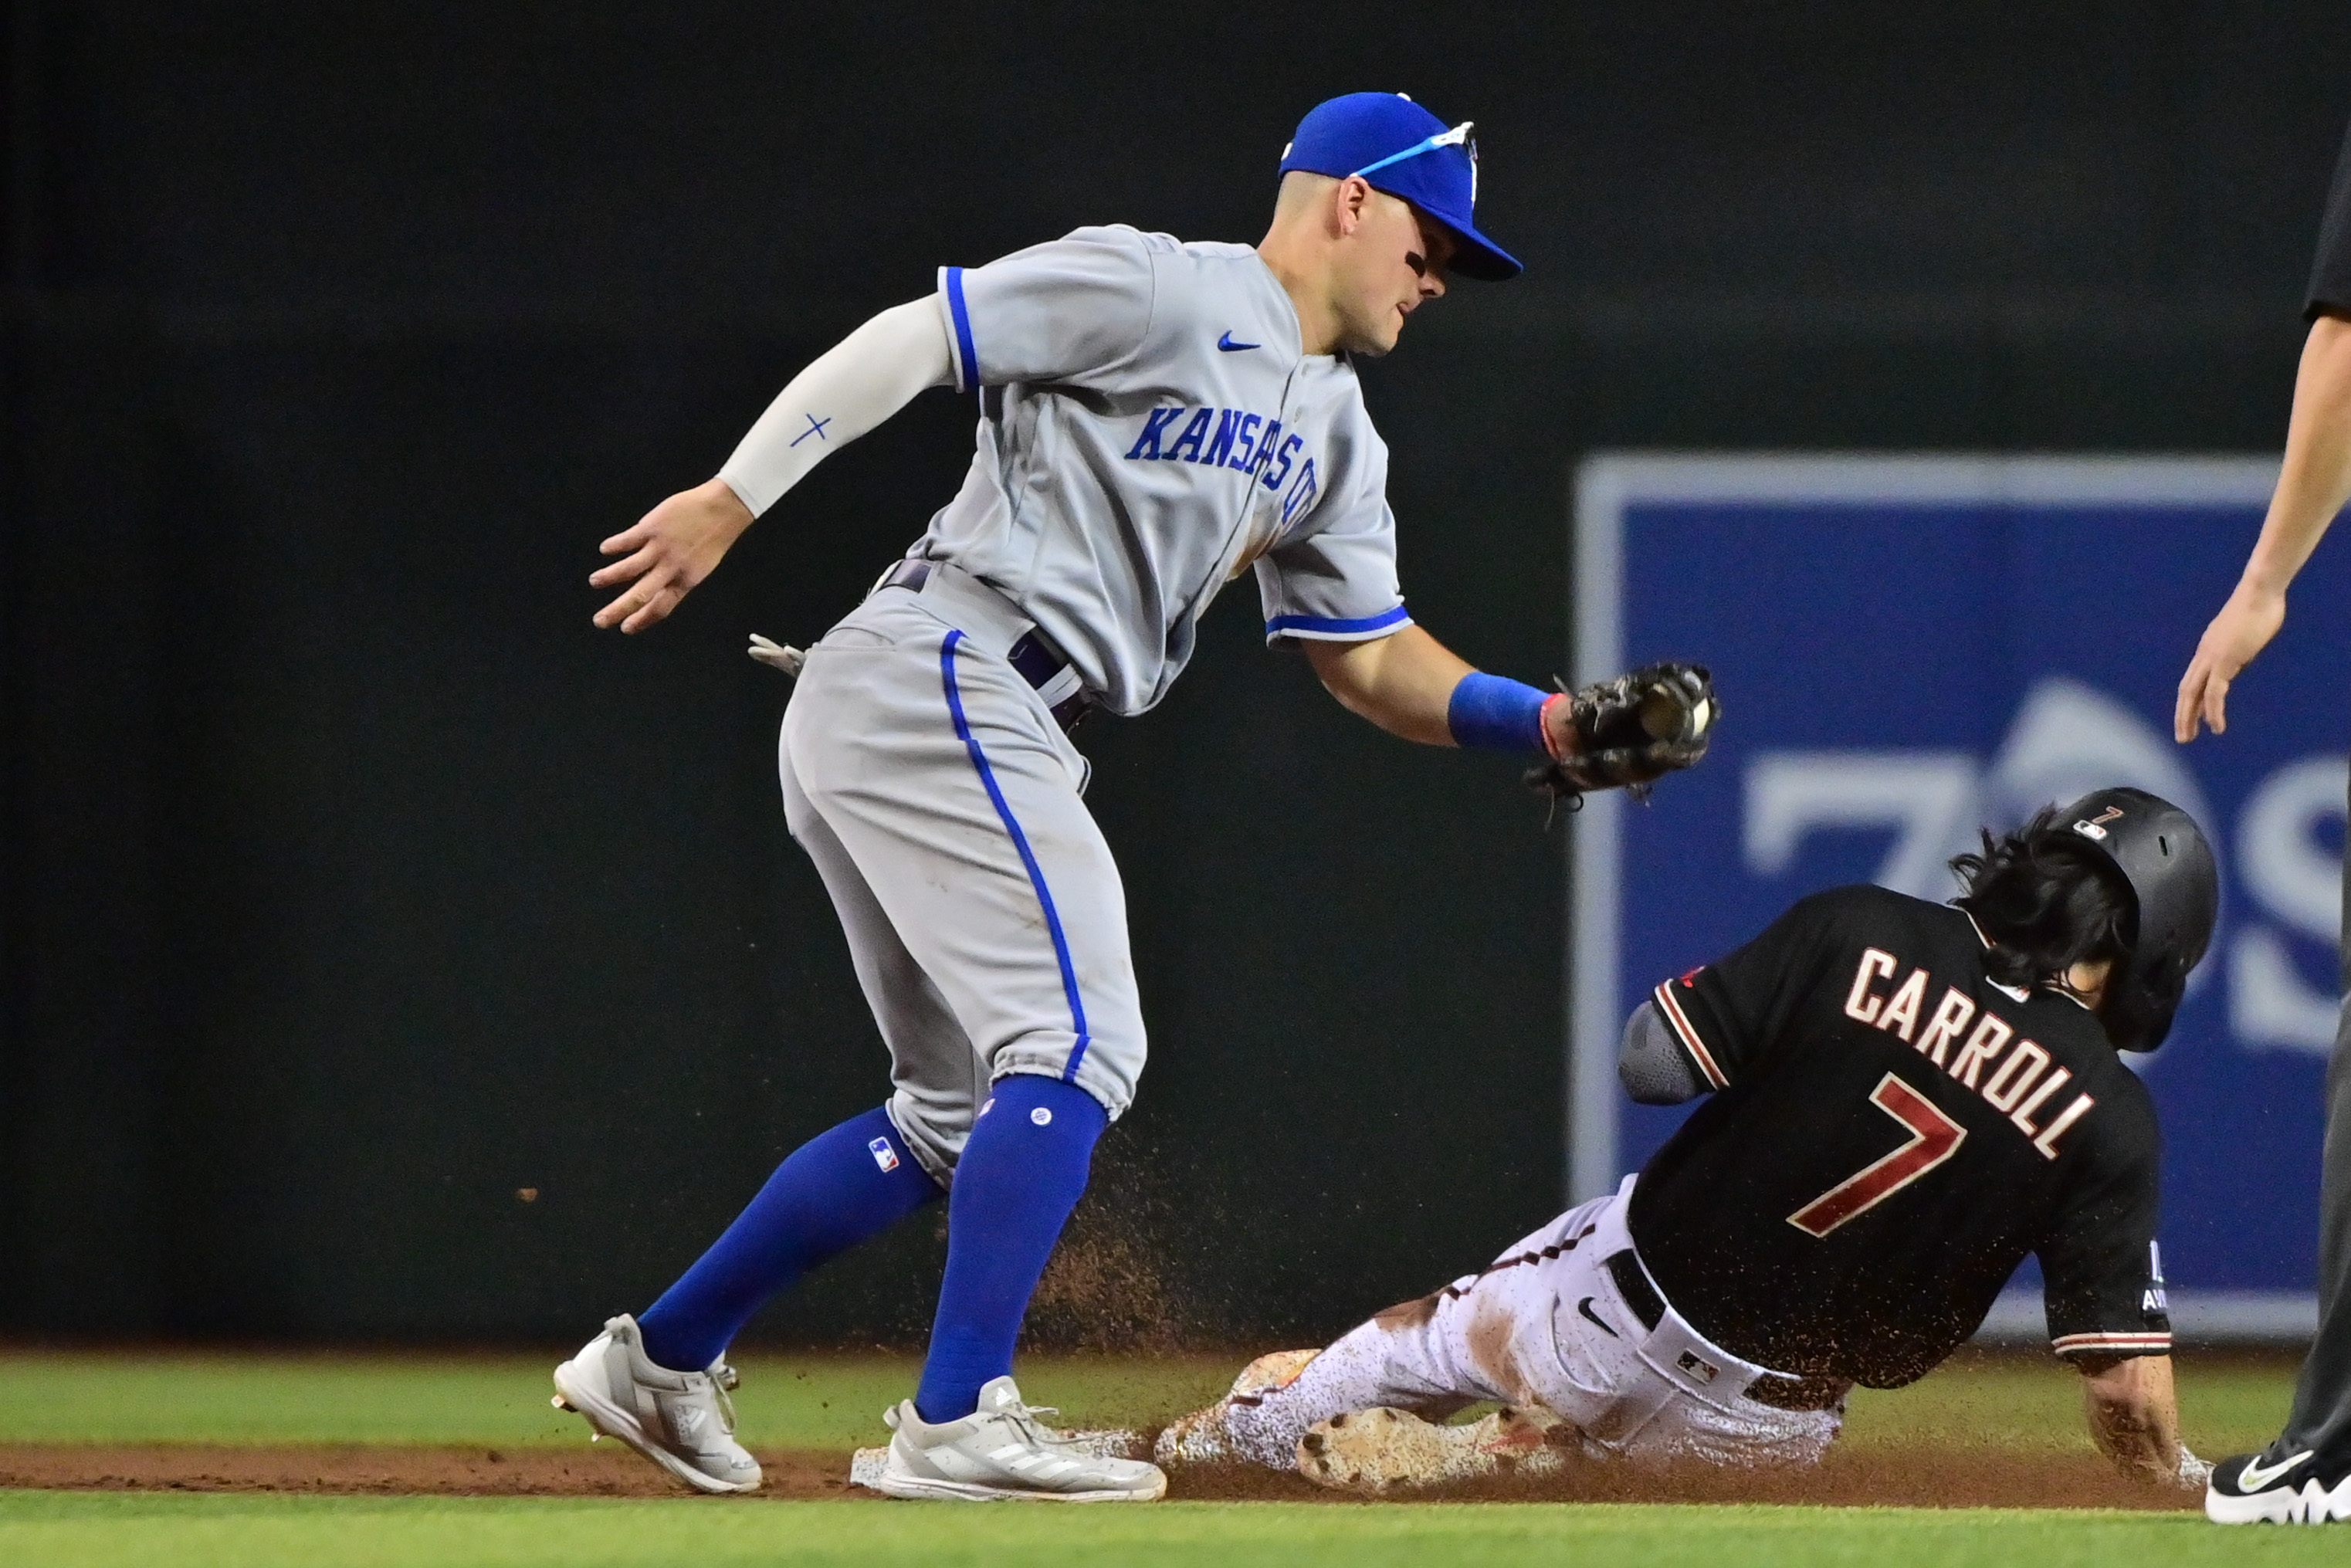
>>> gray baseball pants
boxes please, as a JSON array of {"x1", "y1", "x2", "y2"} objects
[
  {"x1": 777, "y1": 567, "x2": 1145, "y2": 1187},
  {"x1": 2282, "y1": 778, "x2": 2351, "y2": 1455}
]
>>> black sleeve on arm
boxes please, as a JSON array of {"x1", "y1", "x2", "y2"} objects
[
  {"x1": 1649, "y1": 892, "x2": 1842, "y2": 1092},
  {"x1": 1619, "y1": 1001, "x2": 1709, "y2": 1106},
  {"x1": 2308, "y1": 113, "x2": 2351, "y2": 320},
  {"x1": 2038, "y1": 1116, "x2": 2171, "y2": 1363}
]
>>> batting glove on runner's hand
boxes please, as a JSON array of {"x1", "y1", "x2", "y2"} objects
[
  {"x1": 1526, "y1": 662, "x2": 1718, "y2": 806},
  {"x1": 747, "y1": 634, "x2": 806, "y2": 677}
]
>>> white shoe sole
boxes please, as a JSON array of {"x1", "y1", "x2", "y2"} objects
[
  {"x1": 2207, "y1": 1482, "x2": 2351, "y2": 1524},
  {"x1": 550, "y1": 1358, "x2": 761, "y2": 1495},
  {"x1": 864, "y1": 1465, "x2": 1165, "y2": 1503},
  {"x1": 852, "y1": 1444, "x2": 1164, "y2": 1502}
]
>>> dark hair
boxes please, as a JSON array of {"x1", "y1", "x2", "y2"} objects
[{"x1": 1949, "y1": 807, "x2": 2138, "y2": 993}]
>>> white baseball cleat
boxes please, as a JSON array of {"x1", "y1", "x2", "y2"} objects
[
  {"x1": 1296, "y1": 1404, "x2": 1570, "y2": 1494},
  {"x1": 1153, "y1": 1348, "x2": 1321, "y2": 1466},
  {"x1": 2207, "y1": 1446, "x2": 2351, "y2": 1523},
  {"x1": 865, "y1": 1376, "x2": 1167, "y2": 1502},
  {"x1": 850, "y1": 1425, "x2": 1143, "y2": 1491},
  {"x1": 550, "y1": 1314, "x2": 762, "y2": 1494}
]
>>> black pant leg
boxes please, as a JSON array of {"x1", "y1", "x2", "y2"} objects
[{"x1": 2282, "y1": 771, "x2": 2351, "y2": 1452}]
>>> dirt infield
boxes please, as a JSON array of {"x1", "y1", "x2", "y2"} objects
[
  {"x1": 1173, "y1": 1451, "x2": 2200, "y2": 1510},
  {"x1": 0, "y1": 1442, "x2": 2198, "y2": 1509},
  {"x1": 0, "y1": 1444, "x2": 862, "y2": 1499}
]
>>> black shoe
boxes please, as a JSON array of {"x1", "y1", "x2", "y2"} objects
[{"x1": 2207, "y1": 1441, "x2": 2351, "y2": 1524}]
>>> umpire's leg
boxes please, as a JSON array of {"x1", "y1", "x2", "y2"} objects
[{"x1": 2282, "y1": 771, "x2": 2351, "y2": 1455}]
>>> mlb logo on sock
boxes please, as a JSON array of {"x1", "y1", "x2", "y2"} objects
[{"x1": 868, "y1": 1136, "x2": 899, "y2": 1173}]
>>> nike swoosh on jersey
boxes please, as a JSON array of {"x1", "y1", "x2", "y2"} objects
[
  {"x1": 2239, "y1": 1450, "x2": 2315, "y2": 1490},
  {"x1": 1216, "y1": 333, "x2": 1260, "y2": 352},
  {"x1": 1576, "y1": 1297, "x2": 1621, "y2": 1338}
]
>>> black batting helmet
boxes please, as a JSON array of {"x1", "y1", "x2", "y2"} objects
[{"x1": 2057, "y1": 786, "x2": 2219, "y2": 1052}]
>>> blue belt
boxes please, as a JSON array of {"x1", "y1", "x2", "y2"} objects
[{"x1": 879, "y1": 559, "x2": 1092, "y2": 733}]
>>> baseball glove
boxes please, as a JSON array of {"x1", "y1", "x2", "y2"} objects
[{"x1": 1525, "y1": 662, "x2": 1719, "y2": 806}]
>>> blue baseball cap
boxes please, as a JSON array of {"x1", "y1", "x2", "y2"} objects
[{"x1": 1277, "y1": 92, "x2": 1522, "y2": 282}]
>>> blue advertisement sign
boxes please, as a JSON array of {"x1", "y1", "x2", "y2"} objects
[{"x1": 1569, "y1": 455, "x2": 2342, "y2": 1337}]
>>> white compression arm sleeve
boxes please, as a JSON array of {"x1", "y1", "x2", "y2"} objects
[{"x1": 716, "y1": 298, "x2": 957, "y2": 516}]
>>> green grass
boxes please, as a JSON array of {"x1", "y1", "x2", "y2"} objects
[
  {"x1": 0, "y1": 1349, "x2": 1232, "y2": 1449},
  {"x1": 1843, "y1": 1353, "x2": 2294, "y2": 1458},
  {"x1": 0, "y1": 1346, "x2": 2294, "y2": 1457},
  {"x1": 0, "y1": 1349, "x2": 2315, "y2": 1566},
  {"x1": 1, "y1": 1492, "x2": 2344, "y2": 1568}
]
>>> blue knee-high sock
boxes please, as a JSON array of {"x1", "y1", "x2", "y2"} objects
[
  {"x1": 913, "y1": 1075, "x2": 1106, "y2": 1422},
  {"x1": 637, "y1": 1105, "x2": 942, "y2": 1372}
]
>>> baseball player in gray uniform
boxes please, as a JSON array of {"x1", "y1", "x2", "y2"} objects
[{"x1": 549, "y1": 92, "x2": 1706, "y2": 1504}]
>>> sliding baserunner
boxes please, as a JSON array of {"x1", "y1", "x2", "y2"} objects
[{"x1": 1161, "y1": 791, "x2": 2215, "y2": 1495}]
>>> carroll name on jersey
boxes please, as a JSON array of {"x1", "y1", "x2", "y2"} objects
[
  {"x1": 1838, "y1": 947, "x2": 2096, "y2": 1160},
  {"x1": 1631, "y1": 887, "x2": 2164, "y2": 1385}
]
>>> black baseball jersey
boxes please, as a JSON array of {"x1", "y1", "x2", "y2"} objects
[
  {"x1": 2307, "y1": 112, "x2": 2351, "y2": 320},
  {"x1": 1628, "y1": 885, "x2": 2169, "y2": 1389}
]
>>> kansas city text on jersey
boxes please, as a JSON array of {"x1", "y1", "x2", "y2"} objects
[{"x1": 1124, "y1": 405, "x2": 1320, "y2": 525}]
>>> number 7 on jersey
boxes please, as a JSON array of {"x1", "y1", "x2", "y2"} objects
[{"x1": 1787, "y1": 1073, "x2": 1967, "y2": 1238}]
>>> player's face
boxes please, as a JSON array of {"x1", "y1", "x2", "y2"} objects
[{"x1": 1333, "y1": 191, "x2": 1452, "y2": 357}]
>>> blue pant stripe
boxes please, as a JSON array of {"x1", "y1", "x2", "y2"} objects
[{"x1": 938, "y1": 631, "x2": 1092, "y2": 1081}]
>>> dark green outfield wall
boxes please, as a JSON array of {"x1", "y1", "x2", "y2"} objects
[{"x1": 4, "y1": 1, "x2": 2346, "y2": 1343}]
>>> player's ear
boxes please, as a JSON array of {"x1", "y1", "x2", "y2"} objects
[{"x1": 1332, "y1": 174, "x2": 1372, "y2": 239}]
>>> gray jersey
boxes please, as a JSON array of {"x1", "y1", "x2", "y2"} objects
[{"x1": 922, "y1": 225, "x2": 1410, "y2": 716}]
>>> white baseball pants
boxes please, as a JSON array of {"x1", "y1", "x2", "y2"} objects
[{"x1": 1225, "y1": 1179, "x2": 1845, "y2": 1469}]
